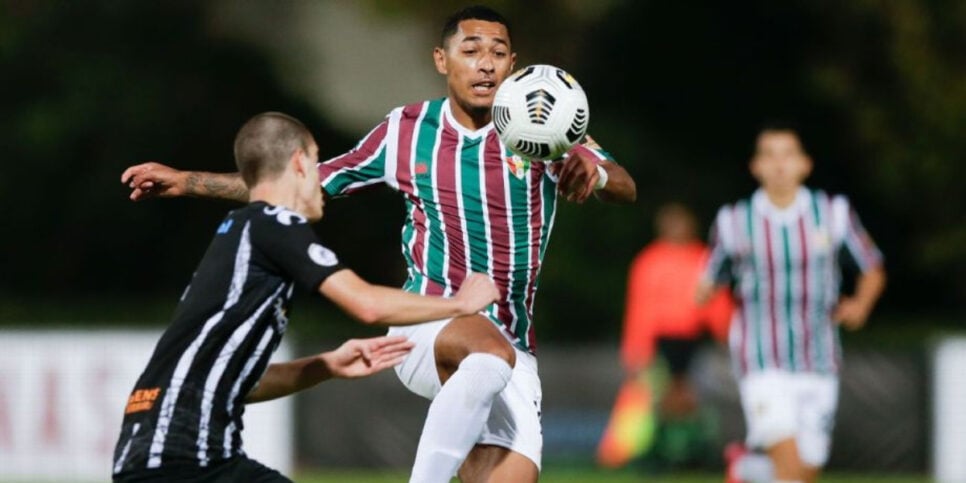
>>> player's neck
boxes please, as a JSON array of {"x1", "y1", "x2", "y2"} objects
[
  {"x1": 249, "y1": 184, "x2": 300, "y2": 215},
  {"x1": 448, "y1": 98, "x2": 492, "y2": 131},
  {"x1": 762, "y1": 186, "x2": 800, "y2": 208}
]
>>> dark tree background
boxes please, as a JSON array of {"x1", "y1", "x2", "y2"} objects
[{"x1": 0, "y1": 1, "x2": 962, "y2": 343}]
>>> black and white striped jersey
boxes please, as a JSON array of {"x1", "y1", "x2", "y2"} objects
[{"x1": 112, "y1": 201, "x2": 344, "y2": 475}]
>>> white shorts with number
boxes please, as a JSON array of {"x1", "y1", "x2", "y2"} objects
[
  {"x1": 739, "y1": 369, "x2": 839, "y2": 467},
  {"x1": 387, "y1": 319, "x2": 544, "y2": 469}
]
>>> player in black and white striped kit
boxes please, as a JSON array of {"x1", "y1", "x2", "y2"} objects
[{"x1": 112, "y1": 112, "x2": 499, "y2": 482}]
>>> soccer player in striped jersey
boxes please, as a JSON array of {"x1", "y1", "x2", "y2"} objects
[
  {"x1": 696, "y1": 123, "x2": 886, "y2": 483},
  {"x1": 112, "y1": 112, "x2": 499, "y2": 482},
  {"x1": 121, "y1": 6, "x2": 637, "y2": 482}
]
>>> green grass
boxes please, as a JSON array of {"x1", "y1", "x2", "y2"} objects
[
  {"x1": 294, "y1": 469, "x2": 934, "y2": 482},
  {"x1": 2, "y1": 469, "x2": 934, "y2": 483}
]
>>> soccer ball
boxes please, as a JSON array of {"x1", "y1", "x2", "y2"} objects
[{"x1": 492, "y1": 64, "x2": 589, "y2": 160}]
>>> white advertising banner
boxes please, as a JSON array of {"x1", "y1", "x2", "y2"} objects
[
  {"x1": 0, "y1": 330, "x2": 292, "y2": 482},
  {"x1": 933, "y1": 336, "x2": 966, "y2": 483}
]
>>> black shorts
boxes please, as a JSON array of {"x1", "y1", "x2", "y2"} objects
[
  {"x1": 113, "y1": 456, "x2": 292, "y2": 483},
  {"x1": 656, "y1": 336, "x2": 707, "y2": 376}
]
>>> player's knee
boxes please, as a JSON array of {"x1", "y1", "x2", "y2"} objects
[
  {"x1": 459, "y1": 353, "x2": 513, "y2": 394},
  {"x1": 797, "y1": 432, "x2": 830, "y2": 468},
  {"x1": 460, "y1": 327, "x2": 516, "y2": 367},
  {"x1": 478, "y1": 340, "x2": 516, "y2": 368},
  {"x1": 752, "y1": 420, "x2": 797, "y2": 449}
]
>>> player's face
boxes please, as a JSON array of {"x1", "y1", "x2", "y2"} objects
[
  {"x1": 434, "y1": 19, "x2": 515, "y2": 127},
  {"x1": 750, "y1": 131, "x2": 812, "y2": 194},
  {"x1": 298, "y1": 141, "x2": 324, "y2": 222}
]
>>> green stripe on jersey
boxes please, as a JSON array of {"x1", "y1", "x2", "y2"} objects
[
  {"x1": 782, "y1": 225, "x2": 796, "y2": 370},
  {"x1": 460, "y1": 141, "x2": 488, "y2": 274},
  {"x1": 415, "y1": 102, "x2": 446, "y2": 288},
  {"x1": 746, "y1": 202, "x2": 765, "y2": 371},
  {"x1": 326, "y1": 151, "x2": 387, "y2": 194},
  {"x1": 811, "y1": 191, "x2": 828, "y2": 371},
  {"x1": 539, "y1": 169, "x2": 557, "y2": 260},
  {"x1": 508, "y1": 161, "x2": 532, "y2": 342}
]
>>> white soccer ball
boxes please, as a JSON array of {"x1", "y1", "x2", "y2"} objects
[{"x1": 492, "y1": 64, "x2": 589, "y2": 160}]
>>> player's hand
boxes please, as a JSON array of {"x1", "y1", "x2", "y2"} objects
[
  {"x1": 454, "y1": 272, "x2": 500, "y2": 314},
  {"x1": 322, "y1": 335, "x2": 414, "y2": 379},
  {"x1": 552, "y1": 144, "x2": 601, "y2": 204},
  {"x1": 833, "y1": 296, "x2": 872, "y2": 331},
  {"x1": 694, "y1": 280, "x2": 715, "y2": 306},
  {"x1": 121, "y1": 162, "x2": 189, "y2": 201}
]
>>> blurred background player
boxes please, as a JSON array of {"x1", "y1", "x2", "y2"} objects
[
  {"x1": 597, "y1": 202, "x2": 733, "y2": 471},
  {"x1": 112, "y1": 112, "x2": 499, "y2": 482},
  {"x1": 697, "y1": 122, "x2": 886, "y2": 483},
  {"x1": 120, "y1": 6, "x2": 637, "y2": 482}
]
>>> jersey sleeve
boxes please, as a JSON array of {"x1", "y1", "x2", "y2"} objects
[
  {"x1": 703, "y1": 206, "x2": 734, "y2": 285},
  {"x1": 318, "y1": 116, "x2": 392, "y2": 197},
  {"x1": 700, "y1": 278, "x2": 735, "y2": 343},
  {"x1": 831, "y1": 195, "x2": 884, "y2": 272},
  {"x1": 576, "y1": 134, "x2": 617, "y2": 162},
  {"x1": 253, "y1": 207, "x2": 346, "y2": 293}
]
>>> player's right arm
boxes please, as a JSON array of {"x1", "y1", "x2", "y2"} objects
[
  {"x1": 121, "y1": 161, "x2": 248, "y2": 202},
  {"x1": 320, "y1": 270, "x2": 499, "y2": 326},
  {"x1": 696, "y1": 206, "x2": 734, "y2": 305},
  {"x1": 256, "y1": 205, "x2": 499, "y2": 326},
  {"x1": 245, "y1": 335, "x2": 414, "y2": 403}
]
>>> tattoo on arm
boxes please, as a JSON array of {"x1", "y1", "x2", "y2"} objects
[{"x1": 186, "y1": 172, "x2": 248, "y2": 202}]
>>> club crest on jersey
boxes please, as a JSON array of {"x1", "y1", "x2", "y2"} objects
[
  {"x1": 308, "y1": 243, "x2": 339, "y2": 267},
  {"x1": 505, "y1": 154, "x2": 531, "y2": 179},
  {"x1": 812, "y1": 229, "x2": 831, "y2": 251}
]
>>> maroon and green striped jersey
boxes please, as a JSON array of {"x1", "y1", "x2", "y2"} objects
[
  {"x1": 704, "y1": 188, "x2": 883, "y2": 375},
  {"x1": 318, "y1": 98, "x2": 614, "y2": 353}
]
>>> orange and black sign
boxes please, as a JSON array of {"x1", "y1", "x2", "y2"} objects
[{"x1": 124, "y1": 387, "x2": 162, "y2": 414}]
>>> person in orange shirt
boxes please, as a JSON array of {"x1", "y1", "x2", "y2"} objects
[
  {"x1": 622, "y1": 202, "x2": 734, "y2": 415},
  {"x1": 598, "y1": 202, "x2": 733, "y2": 470}
]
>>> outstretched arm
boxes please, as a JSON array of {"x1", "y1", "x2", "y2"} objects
[
  {"x1": 554, "y1": 141, "x2": 636, "y2": 204},
  {"x1": 319, "y1": 270, "x2": 499, "y2": 326},
  {"x1": 245, "y1": 335, "x2": 414, "y2": 403},
  {"x1": 121, "y1": 161, "x2": 249, "y2": 202},
  {"x1": 594, "y1": 160, "x2": 637, "y2": 203}
]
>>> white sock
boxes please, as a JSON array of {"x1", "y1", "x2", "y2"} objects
[
  {"x1": 736, "y1": 453, "x2": 774, "y2": 483},
  {"x1": 409, "y1": 353, "x2": 513, "y2": 483}
]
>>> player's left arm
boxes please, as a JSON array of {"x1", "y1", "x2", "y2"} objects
[
  {"x1": 835, "y1": 265, "x2": 886, "y2": 331},
  {"x1": 555, "y1": 136, "x2": 636, "y2": 204},
  {"x1": 245, "y1": 335, "x2": 414, "y2": 403},
  {"x1": 833, "y1": 202, "x2": 887, "y2": 330}
]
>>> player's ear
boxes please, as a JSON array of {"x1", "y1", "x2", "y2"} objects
[
  {"x1": 748, "y1": 157, "x2": 762, "y2": 180},
  {"x1": 802, "y1": 154, "x2": 814, "y2": 177},
  {"x1": 291, "y1": 148, "x2": 307, "y2": 177},
  {"x1": 433, "y1": 46, "x2": 448, "y2": 75}
]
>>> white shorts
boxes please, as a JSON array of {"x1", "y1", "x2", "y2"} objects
[
  {"x1": 739, "y1": 369, "x2": 838, "y2": 467},
  {"x1": 388, "y1": 319, "x2": 544, "y2": 469}
]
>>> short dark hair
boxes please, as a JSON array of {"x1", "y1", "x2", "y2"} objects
[
  {"x1": 440, "y1": 5, "x2": 512, "y2": 47},
  {"x1": 756, "y1": 119, "x2": 807, "y2": 153},
  {"x1": 757, "y1": 119, "x2": 801, "y2": 136},
  {"x1": 233, "y1": 112, "x2": 312, "y2": 187}
]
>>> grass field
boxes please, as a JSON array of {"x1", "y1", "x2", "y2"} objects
[
  {"x1": 5, "y1": 473, "x2": 935, "y2": 483},
  {"x1": 294, "y1": 469, "x2": 934, "y2": 482}
]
